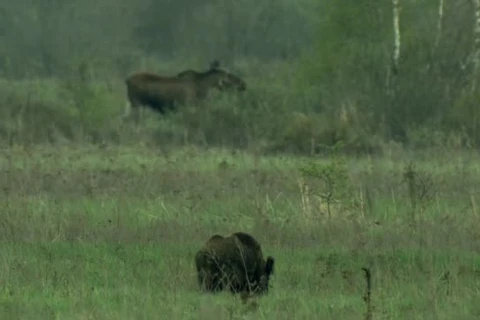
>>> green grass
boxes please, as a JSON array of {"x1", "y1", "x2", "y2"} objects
[{"x1": 1, "y1": 145, "x2": 480, "y2": 319}]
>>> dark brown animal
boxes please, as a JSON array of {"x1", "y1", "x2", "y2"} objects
[
  {"x1": 176, "y1": 60, "x2": 221, "y2": 80},
  {"x1": 175, "y1": 70, "x2": 199, "y2": 81},
  {"x1": 124, "y1": 60, "x2": 246, "y2": 122},
  {"x1": 194, "y1": 232, "x2": 275, "y2": 295}
]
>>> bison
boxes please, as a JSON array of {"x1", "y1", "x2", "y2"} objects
[
  {"x1": 124, "y1": 60, "x2": 246, "y2": 122},
  {"x1": 194, "y1": 232, "x2": 275, "y2": 295}
]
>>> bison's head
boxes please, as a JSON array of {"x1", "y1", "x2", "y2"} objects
[{"x1": 257, "y1": 256, "x2": 275, "y2": 294}]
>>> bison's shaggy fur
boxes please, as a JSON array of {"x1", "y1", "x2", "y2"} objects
[
  {"x1": 124, "y1": 60, "x2": 245, "y2": 122},
  {"x1": 195, "y1": 232, "x2": 275, "y2": 295}
]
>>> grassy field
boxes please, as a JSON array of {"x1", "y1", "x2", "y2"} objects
[{"x1": 1, "y1": 144, "x2": 480, "y2": 319}]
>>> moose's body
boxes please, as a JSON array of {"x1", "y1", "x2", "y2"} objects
[
  {"x1": 124, "y1": 60, "x2": 245, "y2": 122},
  {"x1": 176, "y1": 60, "x2": 221, "y2": 81},
  {"x1": 176, "y1": 70, "x2": 201, "y2": 81},
  {"x1": 125, "y1": 72, "x2": 198, "y2": 114}
]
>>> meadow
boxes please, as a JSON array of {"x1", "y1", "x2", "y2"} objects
[
  {"x1": 1, "y1": 1, "x2": 480, "y2": 318},
  {"x1": 1, "y1": 144, "x2": 479, "y2": 319}
]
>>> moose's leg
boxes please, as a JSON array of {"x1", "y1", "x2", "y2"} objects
[
  {"x1": 122, "y1": 100, "x2": 131, "y2": 119},
  {"x1": 132, "y1": 104, "x2": 142, "y2": 125},
  {"x1": 123, "y1": 99, "x2": 143, "y2": 126}
]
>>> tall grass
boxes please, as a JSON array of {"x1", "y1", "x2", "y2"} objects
[{"x1": 0, "y1": 145, "x2": 479, "y2": 318}]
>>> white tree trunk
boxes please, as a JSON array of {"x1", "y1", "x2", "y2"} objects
[
  {"x1": 392, "y1": 0, "x2": 401, "y2": 75},
  {"x1": 472, "y1": 0, "x2": 480, "y2": 89},
  {"x1": 434, "y1": 0, "x2": 444, "y2": 50}
]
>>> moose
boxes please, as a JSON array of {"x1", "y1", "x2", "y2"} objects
[
  {"x1": 123, "y1": 60, "x2": 246, "y2": 122},
  {"x1": 176, "y1": 60, "x2": 221, "y2": 80},
  {"x1": 194, "y1": 232, "x2": 275, "y2": 295}
]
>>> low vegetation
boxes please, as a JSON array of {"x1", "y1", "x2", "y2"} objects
[{"x1": 1, "y1": 145, "x2": 480, "y2": 318}]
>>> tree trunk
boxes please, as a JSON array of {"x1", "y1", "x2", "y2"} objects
[
  {"x1": 434, "y1": 0, "x2": 444, "y2": 51},
  {"x1": 472, "y1": 0, "x2": 480, "y2": 90},
  {"x1": 225, "y1": 0, "x2": 236, "y2": 66},
  {"x1": 391, "y1": 0, "x2": 401, "y2": 75}
]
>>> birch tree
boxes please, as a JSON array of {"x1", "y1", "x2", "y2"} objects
[
  {"x1": 391, "y1": 0, "x2": 401, "y2": 75},
  {"x1": 472, "y1": 0, "x2": 480, "y2": 90},
  {"x1": 434, "y1": 0, "x2": 444, "y2": 51}
]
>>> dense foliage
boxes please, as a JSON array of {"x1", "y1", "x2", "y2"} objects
[{"x1": 0, "y1": 0, "x2": 478, "y2": 153}]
